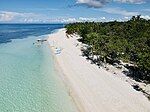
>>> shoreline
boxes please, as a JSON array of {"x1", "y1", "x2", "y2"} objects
[
  {"x1": 53, "y1": 51, "x2": 84, "y2": 112},
  {"x1": 48, "y1": 28, "x2": 150, "y2": 112},
  {"x1": 47, "y1": 33, "x2": 84, "y2": 112}
]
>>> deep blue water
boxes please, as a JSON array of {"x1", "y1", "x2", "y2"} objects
[{"x1": 0, "y1": 24, "x2": 63, "y2": 43}]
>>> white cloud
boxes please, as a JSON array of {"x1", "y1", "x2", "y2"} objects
[
  {"x1": 102, "y1": 8, "x2": 139, "y2": 16},
  {"x1": 124, "y1": 16, "x2": 130, "y2": 19},
  {"x1": 79, "y1": 17, "x2": 97, "y2": 21},
  {"x1": 49, "y1": 17, "x2": 84, "y2": 23},
  {"x1": 0, "y1": 11, "x2": 48, "y2": 23},
  {"x1": 62, "y1": 18, "x2": 77, "y2": 23},
  {"x1": 141, "y1": 15, "x2": 150, "y2": 19},
  {"x1": 0, "y1": 11, "x2": 18, "y2": 21},
  {"x1": 114, "y1": 0, "x2": 145, "y2": 4},
  {"x1": 48, "y1": 17, "x2": 107, "y2": 23},
  {"x1": 76, "y1": 0, "x2": 146, "y2": 8},
  {"x1": 51, "y1": 15, "x2": 150, "y2": 23},
  {"x1": 0, "y1": 11, "x2": 106, "y2": 23},
  {"x1": 100, "y1": 16, "x2": 106, "y2": 19}
]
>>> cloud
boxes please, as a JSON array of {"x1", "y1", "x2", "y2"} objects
[
  {"x1": 29, "y1": 8, "x2": 60, "y2": 11},
  {"x1": 102, "y1": 8, "x2": 139, "y2": 16},
  {"x1": 114, "y1": 0, "x2": 145, "y2": 4},
  {"x1": 76, "y1": 0, "x2": 110, "y2": 8},
  {"x1": 0, "y1": 11, "x2": 47, "y2": 23},
  {"x1": 141, "y1": 15, "x2": 150, "y2": 19},
  {"x1": 48, "y1": 17, "x2": 107, "y2": 23},
  {"x1": 0, "y1": 11, "x2": 18, "y2": 21},
  {"x1": 124, "y1": 16, "x2": 130, "y2": 19},
  {"x1": 76, "y1": 0, "x2": 146, "y2": 8}
]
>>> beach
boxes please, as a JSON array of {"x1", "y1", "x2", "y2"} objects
[{"x1": 48, "y1": 28, "x2": 150, "y2": 112}]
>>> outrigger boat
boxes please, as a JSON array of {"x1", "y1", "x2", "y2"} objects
[
  {"x1": 33, "y1": 38, "x2": 47, "y2": 46},
  {"x1": 37, "y1": 39, "x2": 47, "y2": 42}
]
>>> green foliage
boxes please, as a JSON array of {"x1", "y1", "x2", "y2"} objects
[{"x1": 65, "y1": 16, "x2": 150, "y2": 83}]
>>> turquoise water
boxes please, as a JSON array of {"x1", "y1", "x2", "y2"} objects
[{"x1": 0, "y1": 36, "x2": 77, "y2": 112}]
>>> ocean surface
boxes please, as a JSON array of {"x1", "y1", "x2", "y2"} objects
[{"x1": 0, "y1": 24, "x2": 77, "y2": 112}]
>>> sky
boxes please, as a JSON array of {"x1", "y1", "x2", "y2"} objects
[{"x1": 0, "y1": 0, "x2": 150, "y2": 23}]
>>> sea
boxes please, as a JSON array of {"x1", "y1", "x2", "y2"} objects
[{"x1": 0, "y1": 24, "x2": 78, "y2": 112}]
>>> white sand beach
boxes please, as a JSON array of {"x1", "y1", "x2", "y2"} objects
[{"x1": 48, "y1": 28, "x2": 150, "y2": 112}]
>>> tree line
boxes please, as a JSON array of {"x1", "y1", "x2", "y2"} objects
[{"x1": 65, "y1": 15, "x2": 150, "y2": 83}]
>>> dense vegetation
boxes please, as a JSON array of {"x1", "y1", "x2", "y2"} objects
[{"x1": 65, "y1": 16, "x2": 150, "y2": 83}]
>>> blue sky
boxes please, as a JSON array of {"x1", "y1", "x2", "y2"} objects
[{"x1": 0, "y1": 0, "x2": 149, "y2": 23}]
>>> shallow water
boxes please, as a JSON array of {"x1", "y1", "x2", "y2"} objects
[{"x1": 0, "y1": 35, "x2": 77, "y2": 112}]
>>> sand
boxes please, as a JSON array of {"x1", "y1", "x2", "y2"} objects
[{"x1": 48, "y1": 28, "x2": 150, "y2": 112}]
